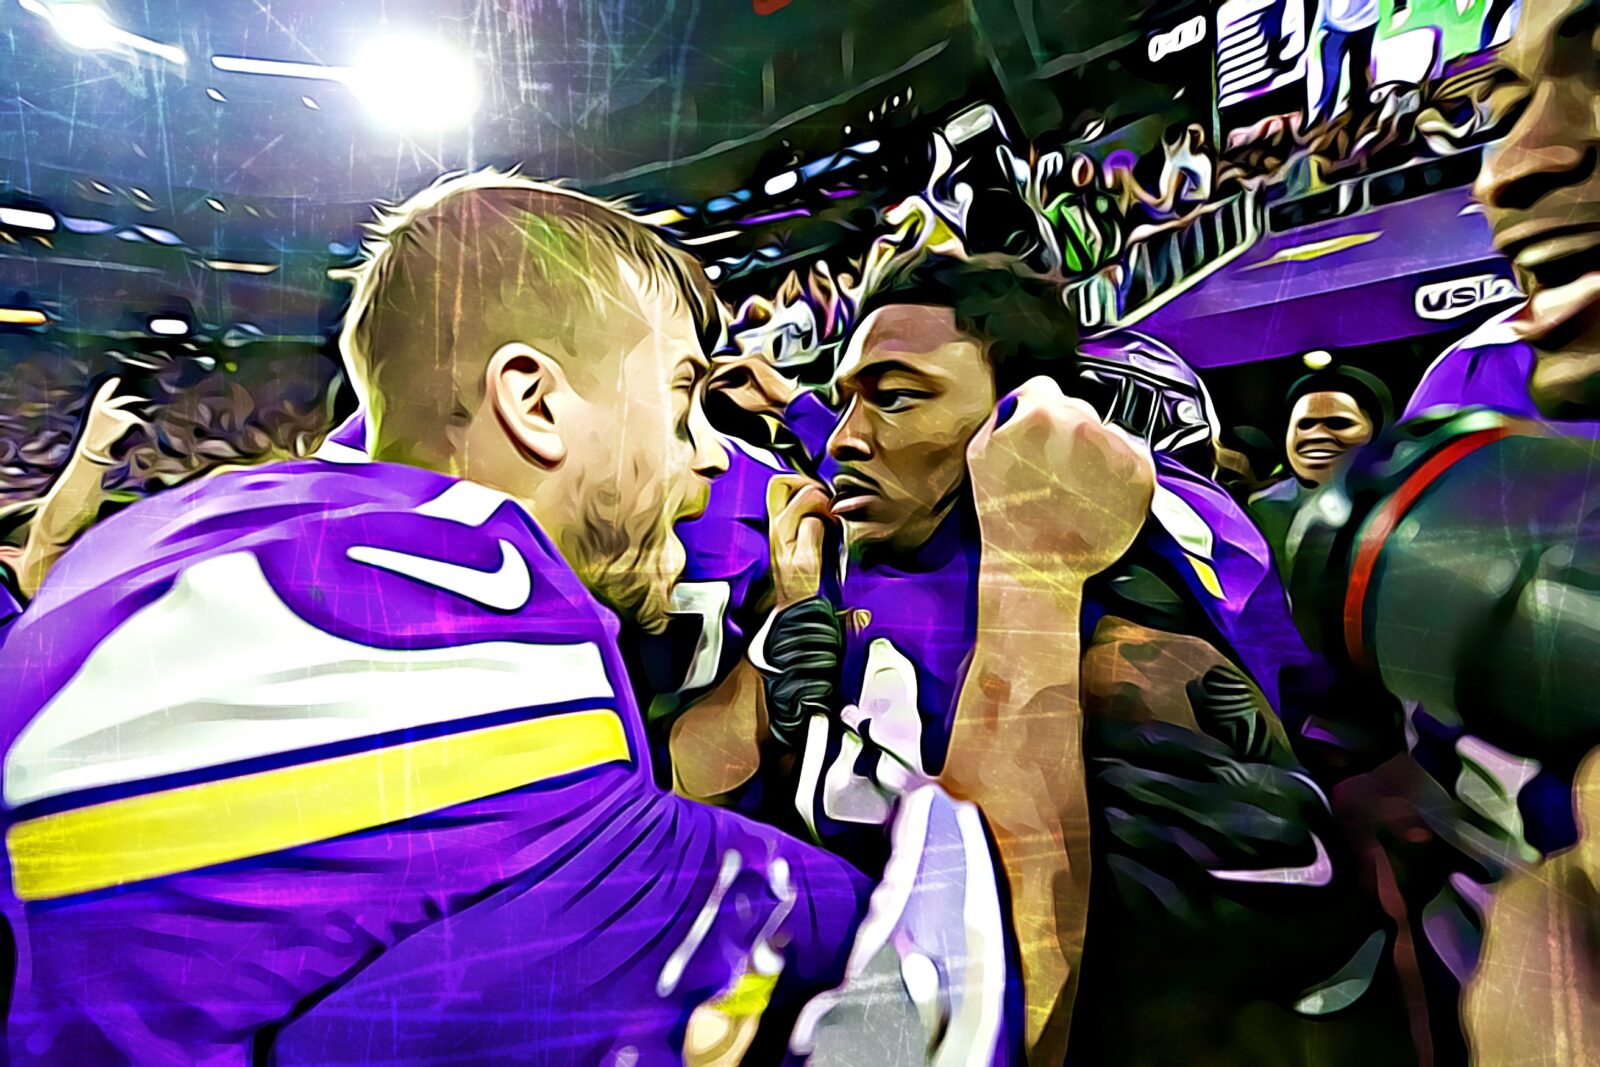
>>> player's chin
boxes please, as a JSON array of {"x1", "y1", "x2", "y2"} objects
[
  {"x1": 637, "y1": 534, "x2": 687, "y2": 635},
  {"x1": 838, "y1": 512, "x2": 896, "y2": 547}
]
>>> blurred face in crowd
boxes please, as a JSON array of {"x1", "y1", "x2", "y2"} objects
[
  {"x1": 1285, "y1": 390, "x2": 1372, "y2": 485},
  {"x1": 827, "y1": 303, "x2": 997, "y2": 554},
  {"x1": 1476, "y1": 0, "x2": 1600, "y2": 415}
]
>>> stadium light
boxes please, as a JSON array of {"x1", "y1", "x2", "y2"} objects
[
  {"x1": 148, "y1": 316, "x2": 190, "y2": 337},
  {"x1": 210, "y1": 55, "x2": 336, "y2": 79},
  {"x1": 944, "y1": 104, "x2": 1001, "y2": 146},
  {"x1": 683, "y1": 230, "x2": 740, "y2": 247},
  {"x1": 763, "y1": 171, "x2": 799, "y2": 197},
  {"x1": 0, "y1": 207, "x2": 57, "y2": 232},
  {"x1": 348, "y1": 37, "x2": 479, "y2": 131},
  {"x1": 211, "y1": 36, "x2": 479, "y2": 132},
  {"x1": 202, "y1": 260, "x2": 279, "y2": 275},
  {"x1": 20, "y1": 0, "x2": 186, "y2": 66}
]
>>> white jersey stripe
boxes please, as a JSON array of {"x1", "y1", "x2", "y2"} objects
[{"x1": 5, "y1": 550, "x2": 613, "y2": 808}]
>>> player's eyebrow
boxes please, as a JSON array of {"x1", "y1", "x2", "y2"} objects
[{"x1": 843, "y1": 357, "x2": 945, "y2": 392}]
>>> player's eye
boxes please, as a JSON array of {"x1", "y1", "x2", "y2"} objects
[{"x1": 872, "y1": 389, "x2": 931, "y2": 413}]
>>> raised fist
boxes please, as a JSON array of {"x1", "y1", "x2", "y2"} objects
[{"x1": 966, "y1": 376, "x2": 1154, "y2": 587}]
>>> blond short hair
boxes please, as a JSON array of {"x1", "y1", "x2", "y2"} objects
[{"x1": 336, "y1": 168, "x2": 719, "y2": 452}]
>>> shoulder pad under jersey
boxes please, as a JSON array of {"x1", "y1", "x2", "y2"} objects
[{"x1": 0, "y1": 460, "x2": 637, "y2": 815}]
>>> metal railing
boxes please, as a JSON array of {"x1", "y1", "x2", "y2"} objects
[{"x1": 1066, "y1": 188, "x2": 1263, "y2": 331}]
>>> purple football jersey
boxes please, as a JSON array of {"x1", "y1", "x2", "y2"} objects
[
  {"x1": 322, "y1": 409, "x2": 783, "y2": 711},
  {"x1": 1406, "y1": 306, "x2": 1600, "y2": 436},
  {"x1": 1144, "y1": 452, "x2": 1315, "y2": 713},
  {"x1": 793, "y1": 457, "x2": 1309, "y2": 852},
  {"x1": 663, "y1": 440, "x2": 788, "y2": 702},
  {"x1": 785, "y1": 390, "x2": 839, "y2": 460},
  {"x1": 0, "y1": 460, "x2": 869, "y2": 1065}
]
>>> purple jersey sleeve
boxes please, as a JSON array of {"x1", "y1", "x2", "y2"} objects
[
  {"x1": 0, "y1": 460, "x2": 870, "y2": 1065},
  {"x1": 0, "y1": 577, "x2": 19, "y2": 629},
  {"x1": 1146, "y1": 453, "x2": 1316, "y2": 713},
  {"x1": 314, "y1": 409, "x2": 371, "y2": 461},
  {"x1": 784, "y1": 390, "x2": 839, "y2": 462},
  {"x1": 1406, "y1": 307, "x2": 1600, "y2": 436}
]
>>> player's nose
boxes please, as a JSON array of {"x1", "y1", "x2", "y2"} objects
[
  {"x1": 688, "y1": 397, "x2": 731, "y2": 479},
  {"x1": 826, "y1": 397, "x2": 871, "y2": 463}
]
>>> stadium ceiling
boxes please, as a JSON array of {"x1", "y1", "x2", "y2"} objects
[{"x1": 0, "y1": 0, "x2": 1165, "y2": 208}]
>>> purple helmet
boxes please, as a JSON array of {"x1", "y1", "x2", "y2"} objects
[{"x1": 1076, "y1": 330, "x2": 1219, "y2": 461}]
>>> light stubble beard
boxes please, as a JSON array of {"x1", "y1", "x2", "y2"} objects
[{"x1": 562, "y1": 470, "x2": 680, "y2": 634}]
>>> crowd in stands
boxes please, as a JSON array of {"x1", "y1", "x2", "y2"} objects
[
  {"x1": 1025, "y1": 42, "x2": 1518, "y2": 288},
  {"x1": 0, "y1": 335, "x2": 340, "y2": 510}
]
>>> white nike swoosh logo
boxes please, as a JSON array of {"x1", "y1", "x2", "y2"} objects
[
  {"x1": 347, "y1": 540, "x2": 532, "y2": 612},
  {"x1": 1209, "y1": 834, "x2": 1333, "y2": 888}
]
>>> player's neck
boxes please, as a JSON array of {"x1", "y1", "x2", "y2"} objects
[{"x1": 860, "y1": 496, "x2": 975, "y2": 573}]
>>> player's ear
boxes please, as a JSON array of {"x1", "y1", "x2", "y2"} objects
[{"x1": 486, "y1": 341, "x2": 568, "y2": 468}]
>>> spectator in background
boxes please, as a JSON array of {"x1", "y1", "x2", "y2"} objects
[
  {"x1": 1308, "y1": 0, "x2": 1379, "y2": 129},
  {"x1": 1043, "y1": 153, "x2": 1125, "y2": 274},
  {"x1": 0, "y1": 378, "x2": 146, "y2": 601},
  {"x1": 1114, "y1": 125, "x2": 1218, "y2": 239},
  {"x1": 1156, "y1": 123, "x2": 1215, "y2": 216},
  {"x1": 1249, "y1": 366, "x2": 1392, "y2": 573},
  {"x1": 1283, "y1": 368, "x2": 1390, "y2": 487}
]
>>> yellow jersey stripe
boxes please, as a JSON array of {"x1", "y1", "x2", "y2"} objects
[
  {"x1": 9, "y1": 708, "x2": 629, "y2": 902},
  {"x1": 1187, "y1": 555, "x2": 1226, "y2": 600}
]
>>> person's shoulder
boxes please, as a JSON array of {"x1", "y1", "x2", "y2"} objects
[
  {"x1": 1405, "y1": 305, "x2": 1536, "y2": 420},
  {"x1": 1448, "y1": 305, "x2": 1528, "y2": 357},
  {"x1": 313, "y1": 409, "x2": 369, "y2": 462},
  {"x1": 34, "y1": 460, "x2": 608, "y2": 647},
  {"x1": 0, "y1": 460, "x2": 635, "y2": 820}
]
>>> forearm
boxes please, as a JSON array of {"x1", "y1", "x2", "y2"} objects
[
  {"x1": 20, "y1": 457, "x2": 111, "y2": 596},
  {"x1": 668, "y1": 658, "x2": 767, "y2": 805},
  {"x1": 1465, "y1": 789, "x2": 1600, "y2": 1064},
  {"x1": 941, "y1": 574, "x2": 1090, "y2": 1064}
]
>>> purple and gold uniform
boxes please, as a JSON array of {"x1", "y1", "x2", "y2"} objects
[
  {"x1": 662, "y1": 388, "x2": 839, "y2": 697},
  {"x1": 774, "y1": 450, "x2": 1412, "y2": 1065},
  {"x1": 0, "y1": 459, "x2": 874, "y2": 1065},
  {"x1": 1406, "y1": 306, "x2": 1600, "y2": 436},
  {"x1": 788, "y1": 452, "x2": 1309, "y2": 848}
]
